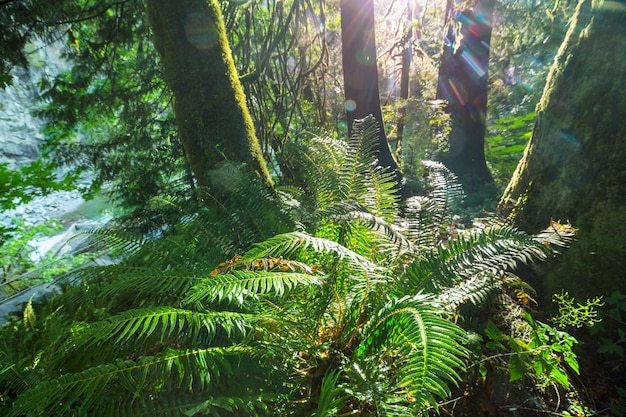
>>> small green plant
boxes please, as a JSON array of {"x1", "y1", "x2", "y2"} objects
[
  {"x1": 481, "y1": 311, "x2": 580, "y2": 389},
  {"x1": 551, "y1": 291, "x2": 604, "y2": 329},
  {"x1": 523, "y1": 312, "x2": 580, "y2": 388}
]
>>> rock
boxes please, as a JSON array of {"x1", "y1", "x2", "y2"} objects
[
  {"x1": 0, "y1": 283, "x2": 62, "y2": 327},
  {"x1": 0, "y1": 40, "x2": 69, "y2": 169}
]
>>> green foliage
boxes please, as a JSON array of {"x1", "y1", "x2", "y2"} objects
[
  {"x1": 1, "y1": 0, "x2": 334, "y2": 213},
  {"x1": 306, "y1": 369, "x2": 350, "y2": 417},
  {"x1": 485, "y1": 112, "x2": 534, "y2": 188},
  {"x1": 551, "y1": 291, "x2": 603, "y2": 329},
  {"x1": 0, "y1": 161, "x2": 78, "y2": 212},
  {"x1": 0, "y1": 220, "x2": 93, "y2": 283},
  {"x1": 34, "y1": 1, "x2": 185, "y2": 210},
  {"x1": 482, "y1": 312, "x2": 580, "y2": 389},
  {"x1": 1, "y1": 219, "x2": 62, "y2": 281},
  {"x1": 0, "y1": 117, "x2": 576, "y2": 416},
  {"x1": 0, "y1": 218, "x2": 95, "y2": 307}
]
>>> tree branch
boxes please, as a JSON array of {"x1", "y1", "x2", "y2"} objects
[
  {"x1": 0, "y1": 0, "x2": 18, "y2": 8},
  {"x1": 37, "y1": 1, "x2": 130, "y2": 26}
]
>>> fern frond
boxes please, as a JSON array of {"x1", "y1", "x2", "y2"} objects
[
  {"x1": 177, "y1": 394, "x2": 273, "y2": 417},
  {"x1": 110, "y1": 393, "x2": 272, "y2": 417},
  {"x1": 281, "y1": 136, "x2": 345, "y2": 209},
  {"x1": 240, "y1": 231, "x2": 387, "y2": 277},
  {"x1": 533, "y1": 219, "x2": 576, "y2": 248},
  {"x1": 83, "y1": 228, "x2": 196, "y2": 270},
  {"x1": 79, "y1": 228, "x2": 148, "y2": 259},
  {"x1": 400, "y1": 196, "x2": 442, "y2": 250},
  {"x1": 357, "y1": 295, "x2": 467, "y2": 413},
  {"x1": 421, "y1": 160, "x2": 464, "y2": 214},
  {"x1": 89, "y1": 392, "x2": 268, "y2": 417},
  {"x1": 61, "y1": 307, "x2": 253, "y2": 358},
  {"x1": 75, "y1": 266, "x2": 202, "y2": 308},
  {"x1": 9, "y1": 346, "x2": 258, "y2": 417},
  {"x1": 402, "y1": 161, "x2": 464, "y2": 245},
  {"x1": 339, "y1": 116, "x2": 381, "y2": 201},
  {"x1": 344, "y1": 359, "x2": 411, "y2": 417},
  {"x1": 364, "y1": 163, "x2": 400, "y2": 220},
  {"x1": 183, "y1": 271, "x2": 323, "y2": 306},
  {"x1": 399, "y1": 226, "x2": 566, "y2": 295},
  {"x1": 318, "y1": 201, "x2": 414, "y2": 254},
  {"x1": 436, "y1": 272, "x2": 518, "y2": 312},
  {"x1": 307, "y1": 369, "x2": 350, "y2": 417}
]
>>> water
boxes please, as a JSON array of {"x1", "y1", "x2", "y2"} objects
[{"x1": 0, "y1": 190, "x2": 113, "y2": 325}]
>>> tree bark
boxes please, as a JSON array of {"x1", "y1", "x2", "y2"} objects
[
  {"x1": 147, "y1": 0, "x2": 273, "y2": 190},
  {"x1": 436, "y1": 0, "x2": 495, "y2": 190},
  {"x1": 501, "y1": 0, "x2": 626, "y2": 298},
  {"x1": 340, "y1": 0, "x2": 400, "y2": 175},
  {"x1": 395, "y1": 1, "x2": 414, "y2": 160}
]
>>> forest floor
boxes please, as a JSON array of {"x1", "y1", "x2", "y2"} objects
[{"x1": 442, "y1": 298, "x2": 626, "y2": 417}]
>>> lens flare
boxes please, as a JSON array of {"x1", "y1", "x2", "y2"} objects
[
  {"x1": 184, "y1": 12, "x2": 218, "y2": 51},
  {"x1": 344, "y1": 99, "x2": 357, "y2": 112},
  {"x1": 447, "y1": 78, "x2": 468, "y2": 105},
  {"x1": 460, "y1": 50, "x2": 486, "y2": 79},
  {"x1": 356, "y1": 47, "x2": 376, "y2": 66}
]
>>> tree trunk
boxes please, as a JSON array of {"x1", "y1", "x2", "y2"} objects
[
  {"x1": 436, "y1": 0, "x2": 494, "y2": 191},
  {"x1": 340, "y1": 0, "x2": 400, "y2": 175},
  {"x1": 395, "y1": 0, "x2": 414, "y2": 160},
  {"x1": 147, "y1": 0, "x2": 273, "y2": 190},
  {"x1": 501, "y1": 0, "x2": 626, "y2": 299}
]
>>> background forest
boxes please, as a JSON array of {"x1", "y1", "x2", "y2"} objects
[{"x1": 0, "y1": 0, "x2": 625, "y2": 416}]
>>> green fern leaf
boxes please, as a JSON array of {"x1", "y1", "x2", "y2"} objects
[
  {"x1": 240, "y1": 231, "x2": 387, "y2": 277},
  {"x1": 339, "y1": 116, "x2": 380, "y2": 201},
  {"x1": 358, "y1": 295, "x2": 467, "y2": 413},
  {"x1": 9, "y1": 346, "x2": 258, "y2": 417},
  {"x1": 60, "y1": 308, "x2": 253, "y2": 359},
  {"x1": 184, "y1": 271, "x2": 323, "y2": 305}
]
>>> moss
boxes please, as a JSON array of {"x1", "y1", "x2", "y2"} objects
[
  {"x1": 542, "y1": 203, "x2": 626, "y2": 303},
  {"x1": 501, "y1": 0, "x2": 626, "y2": 299},
  {"x1": 147, "y1": 0, "x2": 273, "y2": 190}
]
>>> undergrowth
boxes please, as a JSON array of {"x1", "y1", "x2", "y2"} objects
[{"x1": 0, "y1": 116, "x2": 578, "y2": 416}]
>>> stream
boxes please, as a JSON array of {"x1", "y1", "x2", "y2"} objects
[{"x1": 0, "y1": 190, "x2": 113, "y2": 325}]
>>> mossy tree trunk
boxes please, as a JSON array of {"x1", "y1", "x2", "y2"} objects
[
  {"x1": 340, "y1": 0, "x2": 400, "y2": 177},
  {"x1": 147, "y1": 0, "x2": 273, "y2": 190},
  {"x1": 501, "y1": 0, "x2": 626, "y2": 298},
  {"x1": 436, "y1": 0, "x2": 495, "y2": 192}
]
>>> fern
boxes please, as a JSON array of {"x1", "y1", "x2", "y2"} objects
[
  {"x1": 240, "y1": 231, "x2": 388, "y2": 278},
  {"x1": 343, "y1": 359, "x2": 409, "y2": 416},
  {"x1": 339, "y1": 117, "x2": 380, "y2": 201},
  {"x1": 58, "y1": 307, "x2": 253, "y2": 359},
  {"x1": 114, "y1": 393, "x2": 272, "y2": 417},
  {"x1": 0, "y1": 113, "x2": 577, "y2": 416},
  {"x1": 9, "y1": 346, "x2": 264, "y2": 417},
  {"x1": 397, "y1": 225, "x2": 572, "y2": 295},
  {"x1": 184, "y1": 271, "x2": 324, "y2": 306},
  {"x1": 436, "y1": 272, "x2": 516, "y2": 312},
  {"x1": 357, "y1": 294, "x2": 467, "y2": 413},
  {"x1": 60, "y1": 265, "x2": 203, "y2": 310},
  {"x1": 318, "y1": 201, "x2": 414, "y2": 255},
  {"x1": 306, "y1": 369, "x2": 350, "y2": 417}
]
